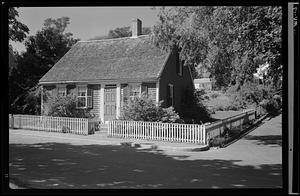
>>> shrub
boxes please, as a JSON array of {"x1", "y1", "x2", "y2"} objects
[
  {"x1": 180, "y1": 89, "x2": 212, "y2": 124},
  {"x1": 209, "y1": 137, "x2": 226, "y2": 147},
  {"x1": 259, "y1": 98, "x2": 280, "y2": 114},
  {"x1": 45, "y1": 95, "x2": 93, "y2": 118},
  {"x1": 211, "y1": 92, "x2": 220, "y2": 99},
  {"x1": 226, "y1": 82, "x2": 276, "y2": 110},
  {"x1": 120, "y1": 95, "x2": 182, "y2": 123},
  {"x1": 273, "y1": 94, "x2": 282, "y2": 108}
]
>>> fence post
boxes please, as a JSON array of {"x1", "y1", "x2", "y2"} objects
[
  {"x1": 203, "y1": 125, "x2": 207, "y2": 145},
  {"x1": 240, "y1": 118, "x2": 243, "y2": 131}
]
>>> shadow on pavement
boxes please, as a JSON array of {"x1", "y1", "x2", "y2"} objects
[
  {"x1": 9, "y1": 142, "x2": 282, "y2": 189},
  {"x1": 243, "y1": 135, "x2": 282, "y2": 147}
]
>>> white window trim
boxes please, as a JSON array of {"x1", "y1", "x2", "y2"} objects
[{"x1": 76, "y1": 85, "x2": 92, "y2": 109}]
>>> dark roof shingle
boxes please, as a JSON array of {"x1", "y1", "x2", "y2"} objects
[{"x1": 39, "y1": 35, "x2": 169, "y2": 83}]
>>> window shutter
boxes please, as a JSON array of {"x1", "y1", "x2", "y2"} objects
[
  {"x1": 87, "y1": 86, "x2": 93, "y2": 108},
  {"x1": 141, "y1": 84, "x2": 147, "y2": 97}
]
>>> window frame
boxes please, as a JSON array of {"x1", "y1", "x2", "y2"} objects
[
  {"x1": 128, "y1": 83, "x2": 141, "y2": 100},
  {"x1": 76, "y1": 85, "x2": 93, "y2": 109},
  {"x1": 57, "y1": 84, "x2": 67, "y2": 97},
  {"x1": 168, "y1": 83, "x2": 174, "y2": 107}
]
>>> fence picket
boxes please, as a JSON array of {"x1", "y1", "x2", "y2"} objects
[{"x1": 9, "y1": 114, "x2": 92, "y2": 135}]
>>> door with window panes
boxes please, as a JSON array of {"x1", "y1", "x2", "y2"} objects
[{"x1": 104, "y1": 86, "x2": 117, "y2": 121}]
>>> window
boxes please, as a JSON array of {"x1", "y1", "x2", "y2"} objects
[
  {"x1": 77, "y1": 86, "x2": 93, "y2": 108},
  {"x1": 141, "y1": 83, "x2": 156, "y2": 101},
  {"x1": 129, "y1": 84, "x2": 140, "y2": 99},
  {"x1": 167, "y1": 84, "x2": 174, "y2": 107},
  {"x1": 57, "y1": 86, "x2": 66, "y2": 97},
  {"x1": 176, "y1": 52, "x2": 183, "y2": 76}
]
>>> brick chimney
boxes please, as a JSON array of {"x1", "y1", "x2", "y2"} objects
[{"x1": 132, "y1": 18, "x2": 142, "y2": 38}]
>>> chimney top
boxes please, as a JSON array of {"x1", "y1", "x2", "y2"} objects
[{"x1": 132, "y1": 18, "x2": 142, "y2": 38}]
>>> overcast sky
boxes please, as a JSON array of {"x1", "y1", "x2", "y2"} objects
[{"x1": 10, "y1": 6, "x2": 161, "y2": 52}]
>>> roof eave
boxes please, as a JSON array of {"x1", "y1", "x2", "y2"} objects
[
  {"x1": 39, "y1": 77, "x2": 159, "y2": 85},
  {"x1": 157, "y1": 50, "x2": 172, "y2": 78}
]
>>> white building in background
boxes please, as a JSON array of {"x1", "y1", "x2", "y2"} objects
[
  {"x1": 194, "y1": 78, "x2": 213, "y2": 91},
  {"x1": 253, "y1": 62, "x2": 270, "y2": 81}
]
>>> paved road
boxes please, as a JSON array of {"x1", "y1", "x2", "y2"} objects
[{"x1": 9, "y1": 114, "x2": 282, "y2": 189}]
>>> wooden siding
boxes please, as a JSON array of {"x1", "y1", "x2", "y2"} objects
[{"x1": 159, "y1": 49, "x2": 194, "y2": 112}]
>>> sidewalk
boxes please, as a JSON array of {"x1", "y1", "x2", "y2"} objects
[{"x1": 9, "y1": 128, "x2": 208, "y2": 152}]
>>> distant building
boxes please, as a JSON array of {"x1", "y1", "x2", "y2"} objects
[
  {"x1": 253, "y1": 62, "x2": 270, "y2": 84},
  {"x1": 194, "y1": 78, "x2": 212, "y2": 91}
]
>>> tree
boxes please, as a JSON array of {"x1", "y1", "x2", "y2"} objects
[
  {"x1": 8, "y1": 7, "x2": 29, "y2": 76},
  {"x1": 9, "y1": 17, "x2": 79, "y2": 114},
  {"x1": 89, "y1": 26, "x2": 152, "y2": 40},
  {"x1": 8, "y1": 7, "x2": 29, "y2": 42},
  {"x1": 152, "y1": 6, "x2": 282, "y2": 89}
]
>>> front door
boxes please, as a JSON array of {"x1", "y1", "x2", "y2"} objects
[{"x1": 104, "y1": 86, "x2": 116, "y2": 122}]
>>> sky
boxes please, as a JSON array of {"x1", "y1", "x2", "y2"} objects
[{"x1": 10, "y1": 7, "x2": 161, "y2": 53}]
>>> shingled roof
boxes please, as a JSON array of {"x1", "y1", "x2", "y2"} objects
[{"x1": 39, "y1": 35, "x2": 169, "y2": 83}]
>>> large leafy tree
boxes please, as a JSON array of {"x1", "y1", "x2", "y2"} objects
[
  {"x1": 8, "y1": 7, "x2": 29, "y2": 42},
  {"x1": 8, "y1": 7, "x2": 29, "y2": 76},
  {"x1": 9, "y1": 17, "x2": 79, "y2": 114},
  {"x1": 152, "y1": 6, "x2": 282, "y2": 89}
]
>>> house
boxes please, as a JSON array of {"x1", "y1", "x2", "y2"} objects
[
  {"x1": 39, "y1": 18, "x2": 194, "y2": 123},
  {"x1": 194, "y1": 78, "x2": 213, "y2": 91}
]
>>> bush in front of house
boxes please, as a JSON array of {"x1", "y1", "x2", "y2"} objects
[
  {"x1": 120, "y1": 95, "x2": 182, "y2": 123},
  {"x1": 180, "y1": 89, "x2": 212, "y2": 124},
  {"x1": 45, "y1": 95, "x2": 93, "y2": 118}
]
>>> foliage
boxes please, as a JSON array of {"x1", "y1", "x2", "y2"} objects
[
  {"x1": 152, "y1": 6, "x2": 282, "y2": 88},
  {"x1": 89, "y1": 26, "x2": 152, "y2": 40},
  {"x1": 226, "y1": 82, "x2": 275, "y2": 110},
  {"x1": 45, "y1": 95, "x2": 93, "y2": 118},
  {"x1": 9, "y1": 7, "x2": 29, "y2": 42},
  {"x1": 179, "y1": 89, "x2": 212, "y2": 123},
  {"x1": 9, "y1": 17, "x2": 79, "y2": 114},
  {"x1": 259, "y1": 98, "x2": 280, "y2": 115},
  {"x1": 259, "y1": 93, "x2": 281, "y2": 115},
  {"x1": 273, "y1": 94, "x2": 282, "y2": 108},
  {"x1": 120, "y1": 95, "x2": 182, "y2": 123},
  {"x1": 9, "y1": 7, "x2": 29, "y2": 76},
  {"x1": 209, "y1": 136, "x2": 226, "y2": 147}
]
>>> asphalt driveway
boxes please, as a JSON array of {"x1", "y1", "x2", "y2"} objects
[{"x1": 9, "y1": 114, "x2": 282, "y2": 189}]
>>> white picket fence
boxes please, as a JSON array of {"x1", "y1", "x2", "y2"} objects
[
  {"x1": 108, "y1": 107, "x2": 266, "y2": 145},
  {"x1": 108, "y1": 121, "x2": 207, "y2": 144},
  {"x1": 9, "y1": 114, "x2": 92, "y2": 135},
  {"x1": 205, "y1": 109, "x2": 256, "y2": 139}
]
